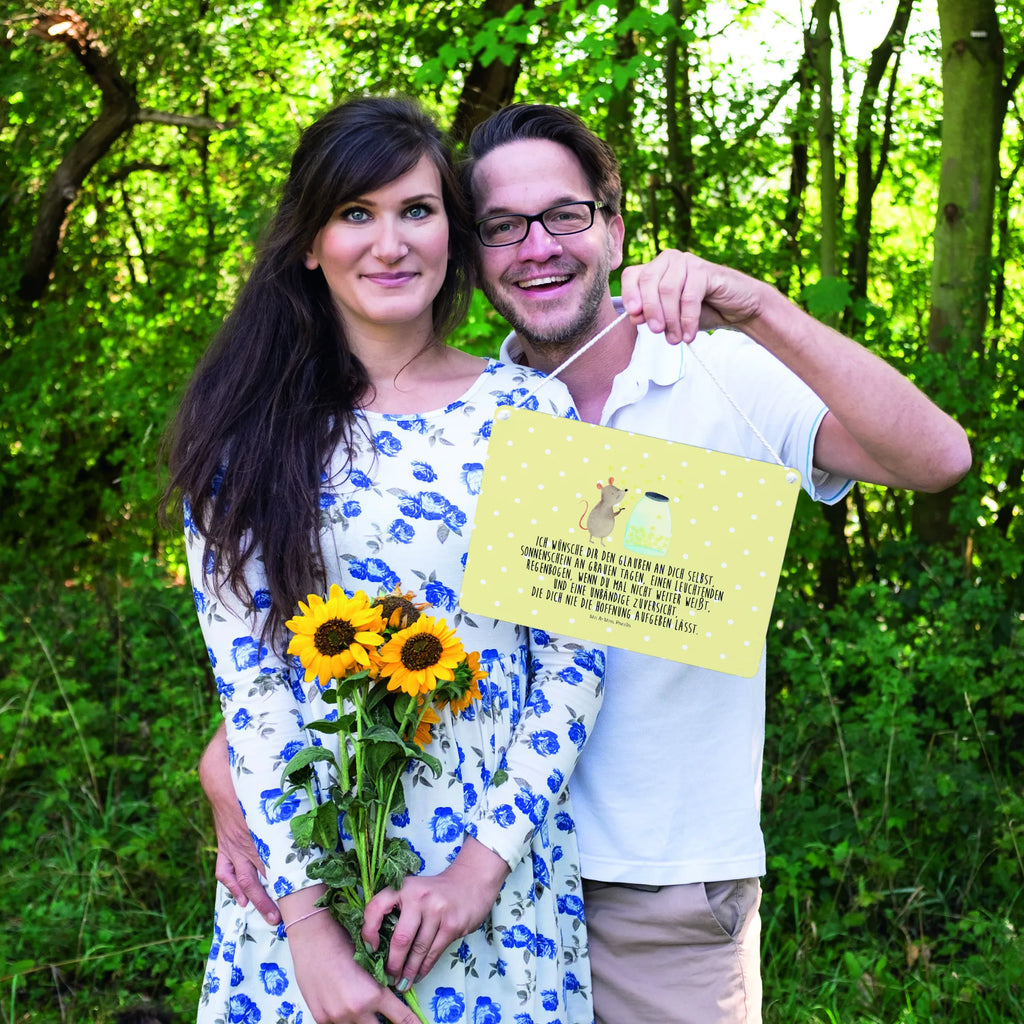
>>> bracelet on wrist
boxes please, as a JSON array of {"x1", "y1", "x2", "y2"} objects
[{"x1": 283, "y1": 906, "x2": 329, "y2": 933}]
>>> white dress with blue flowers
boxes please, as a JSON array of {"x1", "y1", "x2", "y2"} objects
[{"x1": 189, "y1": 360, "x2": 605, "y2": 1024}]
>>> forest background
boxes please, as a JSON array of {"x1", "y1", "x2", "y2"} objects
[{"x1": 1, "y1": 0, "x2": 1021, "y2": 1021}]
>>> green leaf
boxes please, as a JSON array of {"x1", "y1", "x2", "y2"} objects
[
  {"x1": 311, "y1": 800, "x2": 342, "y2": 851},
  {"x1": 801, "y1": 276, "x2": 853, "y2": 320},
  {"x1": 289, "y1": 809, "x2": 317, "y2": 848},
  {"x1": 281, "y1": 744, "x2": 337, "y2": 788}
]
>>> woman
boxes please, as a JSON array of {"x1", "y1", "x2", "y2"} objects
[{"x1": 164, "y1": 97, "x2": 605, "y2": 1024}]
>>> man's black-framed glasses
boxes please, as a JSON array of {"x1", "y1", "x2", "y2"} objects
[{"x1": 475, "y1": 200, "x2": 607, "y2": 247}]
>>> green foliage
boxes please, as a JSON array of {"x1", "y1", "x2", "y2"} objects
[
  {"x1": 762, "y1": 537, "x2": 1024, "y2": 1022},
  {"x1": 0, "y1": 556, "x2": 215, "y2": 1021}
]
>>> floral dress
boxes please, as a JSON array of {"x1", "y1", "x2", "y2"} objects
[{"x1": 188, "y1": 360, "x2": 605, "y2": 1024}]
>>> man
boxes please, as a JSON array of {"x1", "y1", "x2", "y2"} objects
[{"x1": 201, "y1": 104, "x2": 970, "y2": 1023}]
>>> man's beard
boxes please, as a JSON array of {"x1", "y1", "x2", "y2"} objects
[{"x1": 481, "y1": 256, "x2": 611, "y2": 357}]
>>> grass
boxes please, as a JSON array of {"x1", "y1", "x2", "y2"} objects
[{"x1": 1, "y1": 549, "x2": 1021, "y2": 1023}]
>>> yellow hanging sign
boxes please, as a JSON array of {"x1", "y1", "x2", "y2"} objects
[{"x1": 461, "y1": 408, "x2": 802, "y2": 677}]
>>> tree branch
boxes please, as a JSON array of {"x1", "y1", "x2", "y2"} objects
[
  {"x1": 136, "y1": 109, "x2": 233, "y2": 131},
  {"x1": 18, "y1": 8, "x2": 233, "y2": 302}
]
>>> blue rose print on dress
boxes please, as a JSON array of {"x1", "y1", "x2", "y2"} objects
[
  {"x1": 473, "y1": 996, "x2": 502, "y2": 1024},
  {"x1": 421, "y1": 492, "x2": 449, "y2": 520},
  {"x1": 279, "y1": 739, "x2": 304, "y2": 762},
  {"x1": 272, "y1": 876, "x2": 293, "y2": 897},
  {"x1": 231, "y1": 965, "x2": 244, "y2": 986},
  {"x1": 374, "y1": 431, "x2": 403, "y2": 456},
  {"x1": 259, "y1": 963, "x2": 289, "y2": 996},
  {"x1": 412, "y1": 461, "x2": 437, "y2": 482},
  {"x1": 515, "y1": 788, "x2": 549, "y2": 826},
  {"x1": 573, "y1": 647, "x2": 605, "y2": 674},
  {"x1": 477, "y1": 419, "x2": 493, "y2": 441},
  {"x1": 349, "y1": 468, "x2": 373, "y2": 489},
  {"x1": 253, "y1": 589, "x2": 272, "y2": 611},
  {"x1": 208, "y1": 923, "x2": 223, "y2": 961},
  {"x1": 424, "y1": 579, "x2": 458, "y2": 611},
  {"x1": 432, "y1": 987, "x2": 466, "y2": 1022},
  {"x1": 227, "y1": 994, "x2": 261, "y2": 1023},
  {"x1": 194, "y1": 587, "x2": 207, "y2": 613},
  {"x1": 554, "y1": 811, "x2": 574, "y2": 832},
  {"x1": 532, "y1": 851, "x2": 551, "y2": 889},
  {"x1": 346, "y1": 557, "x2": 399, "y2": 591},
  {"x1": 534, "y1": 934, "x2": 557, "y2": 959},
  {"x1": 250, "y1": 832, "x2": 270, "y2": 865},
  {"x1": 460, "y1": 463, "x2": 484, "y2": 495},
  {"x1": 526, "y1": 689, "x2": 551, "y2": 714},
  {"x1": 493, "y1": 804, "x2": 516, "y2": 828},
  {"x1": 395, "y1": 415, "x2": 429, "y2": 434},
  {"x1": 541, "y1": 989, "x2": 559, "y2": 1011},
  {"x1": 232, "y1": 708, "x2": 251, "y2": 730},
  {"x1": 231, "y1": 636, "x2": 265, "y2": 671},
  {"x1": 529, "y1": 731, "x2": 560, "y2": 756},
  {"x1": 342, "y1": 499, "x2": 362, "y2": 517},
  {"x1": 430, "y1": 807, "x2": 464, "y2": 843},
  {"x1": 568, "y1": 721, "x2": 587, "y2": 750},
  {"x1": 259, "y1": 788, "x2": 299, "y2": 823},
  {"x1": 389, "y1": 519, "x2": 415, "y2": 544},
  {"x1": 221, "y1": 941, "x2": 237, "y2": 963},
  {"x1": 545, "y1": 769, "x2": 564, "y2": 794},
  {"x1": 557, "y1": 893, "x2": 585, "y2": 921},
  {"x1": 531, "y1": 630, "x2": 551, "y2": 647},
  {"x1": 444, "y1": 504, "x2": 467, "y2": 530},
  {"x1": 501, "y1": 924, "x2": 536, "y2": 952},
  {"x1": 319, "y1": 492, "x2": 336, "y2": 509},
  {"x1": 558, "y1": 666, "x2": 583, "y2": 685}
]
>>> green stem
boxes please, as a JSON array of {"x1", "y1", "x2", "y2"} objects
[
  {"x1": 371, "y1": 696, "x2": 430, "y2": 872},
  {"x1": 351, "y1": 688, "x2": 374, "y2": 903},
  {"x1": 401, "y1": 985, "x2": 429, "y2": 1024}
]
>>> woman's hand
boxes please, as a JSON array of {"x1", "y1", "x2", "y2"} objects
[
  {"x1": 361, "y1": 836, "x2": 511, "y2": 992},
  {"x1": 199, "y1": 723, "x2": 282, "y2": 925},
  {"x1": 283, "y1": 898, "x2": 421, "y2": 1024}
]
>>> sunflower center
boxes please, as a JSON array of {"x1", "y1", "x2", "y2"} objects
[
  {"x1": 400, "y1": 634, "x2": 444, "y2": 670},
  {"x1": 314, "y1": 618, "x2": 357, "y2": 656},
  {"x1": 377, "y1": 595, "x2": 422, "y2": 629}
]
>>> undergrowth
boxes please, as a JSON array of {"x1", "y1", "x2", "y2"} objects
[{"x1": 1, "y1": 535, "x2": 1021, "y2": 1022}]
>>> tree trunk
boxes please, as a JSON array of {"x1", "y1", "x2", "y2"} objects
[
  {"x1": 847, "y1": 0, "x2": 914, "y2": 307},
  {"x1": 449, "y1": 0, "x2": 532, "y2": 143},
  {"x1": 664, "y1": 0, "x2": 693, "y2": 249},
  {"x1": 912, "y1": 0, "x2": 1004, "y2": 546}
]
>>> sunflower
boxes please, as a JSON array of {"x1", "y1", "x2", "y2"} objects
[
  {"x1": 376, "y1": 616, "x2": 465, "y2": 697},
  {"x1": 286, "y1": 585, "x2": 385, "y2": 684},
  {"x1": 372, "y1": 585, "x2": 428, "y2": 630},
  {"x1": 410, "y1": 702, "x2": 441, "y2": 749},
  {"x1": 446, "y1": 650, "x2": 486, "y2": 715}
]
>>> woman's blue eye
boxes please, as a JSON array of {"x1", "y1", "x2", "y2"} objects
[
  {"x1": 406, "y1": 204, "x2": 432, "y2": 219},
  {"x1": 340, "y1": 207, "x2": 370, "y2": 222}
]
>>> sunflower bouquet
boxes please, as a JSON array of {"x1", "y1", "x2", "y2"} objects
[{"x1": 278, "y1": 583, "x2": 485, "y2": 1020}]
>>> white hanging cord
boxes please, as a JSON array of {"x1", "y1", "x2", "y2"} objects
[
  {"x1": 511, "y1": 311, "x2": 794, "y2": 478},
  {"x1": 681, "y1": 343, "x2": 788, "y2": 470}
]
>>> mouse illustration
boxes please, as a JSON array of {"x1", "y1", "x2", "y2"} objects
[{"x1": 578, "y1": 476, "x2": 627, "y2": 545}]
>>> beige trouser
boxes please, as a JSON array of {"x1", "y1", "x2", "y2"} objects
[{"x1": 582, "y1": 878, "x2": 762, "y2": 1024}]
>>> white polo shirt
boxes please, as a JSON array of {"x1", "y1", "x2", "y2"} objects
[{"x1": 500, "y1": 309, "x2": 851, "y2": 885}]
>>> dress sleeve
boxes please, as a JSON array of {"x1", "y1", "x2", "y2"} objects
[
  {"x1": 185, "y1": 504, "x2": 325, "y2": 898},
  {"x1": 466, "y1": 631, "x2": 605, "y2": 870}
]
